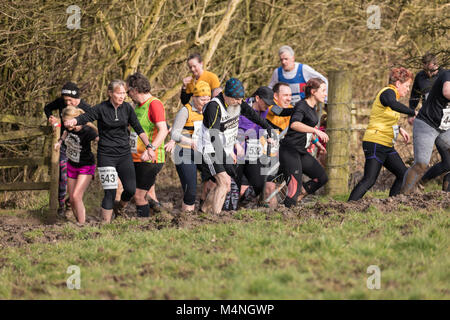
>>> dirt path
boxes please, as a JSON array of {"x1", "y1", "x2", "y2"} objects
[{"x1": 0, "y1": 187, "x2": 448, "y2": 248}]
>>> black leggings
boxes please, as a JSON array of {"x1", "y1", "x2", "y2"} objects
[
  {"x1": 235, "y1": 161, "x2": 266, "y2": 196},
  {"x1": 175, "y1": 147, "x2": 202, "y2": 205},
  {"x1": 348, "y1": 141, "x2": 407, "y2": 201},
  {"x1": 421, "y1": 144, "x2": 450, "y2": 191},
  {"x1": 98, "y1": 153, "x2": 136, "y2": 210},
  {"x1": 279, "y1": 145, "x2": 328, "y2": 207}
]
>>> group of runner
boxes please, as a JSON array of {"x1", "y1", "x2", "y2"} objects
[{"x1": 45, "y1": 47, "x2": 450, "y2": 224}]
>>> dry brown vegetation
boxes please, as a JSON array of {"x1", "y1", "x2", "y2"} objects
[{"x1": 0, "y1": 0, "x2": 449, "y2": 199}]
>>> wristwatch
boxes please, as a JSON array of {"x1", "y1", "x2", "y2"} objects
[{"x1": 146, "y1": 143, "x2": 156, "y2": 151}]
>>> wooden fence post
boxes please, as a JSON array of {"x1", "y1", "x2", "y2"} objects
[
  {"x1": 49, "y1": 125, "x2": 60, "y2": 215},
  {"x1": 325, "y1": 70, "x2": 352, "y2": 196}
]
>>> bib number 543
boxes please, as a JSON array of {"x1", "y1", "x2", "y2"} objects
[{"x1": 98, "y1": 167, "x2": 118, "y2": 190}]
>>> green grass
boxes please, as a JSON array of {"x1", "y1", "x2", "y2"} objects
[{"x1": 0, "y1": 199, "x2": 448, "y2": 299}]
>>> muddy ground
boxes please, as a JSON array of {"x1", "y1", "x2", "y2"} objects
[{"x1": 0, "y1": 183, "x2": 448, "y2": 248}]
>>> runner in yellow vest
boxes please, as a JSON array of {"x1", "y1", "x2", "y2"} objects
[
  {"x1": 167, "y1": 81, "x2": 211, "y2": 211},
  {"x1": 348, "y1": 67, "x2": 416, "y2": 201}
]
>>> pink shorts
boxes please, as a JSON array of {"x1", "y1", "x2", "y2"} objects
[{"x1": 67, "y1": 162, "x2": 96, "y2": 179}]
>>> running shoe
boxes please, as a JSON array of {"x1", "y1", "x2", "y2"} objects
[
  {"x1": 65, "y1": 198, "x2": 72, "y2": 211},
  {"x1": 148, "y1": 198, "x2": 162, "y2": 213},
  {"x1": 57, "y1": 206, "x2": 66, "y2": 218},
  {"x1": 113, "y1": 201, "x2": 128, "y2": 218}
]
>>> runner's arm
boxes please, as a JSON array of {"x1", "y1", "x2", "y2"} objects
[
  {"x1": 44, "y1": 98, "x2": 63, "y2": 118},
  {"x1": 202, "y1": 101, "x2": 221, "y2": 130},
  {"x1": 149, "y1": 121, "x2": 168, "y2": 148},
  {"x1": 180, "y1": 89, "x2": 192, "y2": 105},
  {"x1": 240, "y1": 101, "x2": 273, "y2": 137},
  {"x1": 380, "y1": 89, "x2": 416, "y2": 116},
  {"x1": 409, "y1": 74, "x2": 421, "y2": 111},
  {"x1": 443, "y1": 80, "x2": 450, "y2": 99},
  {"x1": 75, "y1": 104, "x2": 100, "y2": 125},
  {"x1": 268, "y1": 69, "x2": 278, "y2": 89},
  {"x1": 202, "y1": 101, "x2": 222, "y2": 152},
  {"x1": 171, "y1": 107, "x2": 189, "y2": 143},
  {"x1": 279, "y1": 107, "x2": 294, "y2": 116}
]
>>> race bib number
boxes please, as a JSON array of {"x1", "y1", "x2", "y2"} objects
[
  {"x1": 246, "y1": 138, "x2": 262, "y2": 161},
  {"x1": 65, "y1": 136, "x2": 81, "y2": 163},
  {"x1": 130, "y1": 132, "x2": 138, "y2": 153},
  {"x1": 224, "y1": 126, "x2": 239, "y2": 152},
  {"x1": 439, "y1": 108, "x2": 450, "y2": 131},
  {"x1": 98, "y1": 166, "x2": 118, "y2": 190},
  {"x1": 392, "y1": 125, "x2": 399, "y2": 143}
]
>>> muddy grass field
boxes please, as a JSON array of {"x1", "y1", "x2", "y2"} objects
[{"x1": 0, "y1": 178, "x2": 449, "y2": 299}]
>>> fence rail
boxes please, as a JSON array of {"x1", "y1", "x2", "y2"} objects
[{"x1": 0, "y1": 114, "x2": 59, "y2": 215}]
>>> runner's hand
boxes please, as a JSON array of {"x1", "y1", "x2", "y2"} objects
[
  {"x1": 191, "y1": 140, "x2": 197, "y2": 151},
  {"x1": 399, "y1": 127, "x2": 410, "y2": 144},
  {"x1": 182, "y1": 76, "x2": 193, "y2": 88},
  {"x1": 314, "y1": 128, "x2": 329, "y2": 143},
  {"x1": 317, "y1": 142, "x2": 327, "y2": 155},
  {"x1": 141, "y1": 148, "x2": 155, "y2": 162},
  {"x1": 54, "y1": 141, "x2": 61, "y2": 151},
  {"x1": 235, "y1": 142, "x2": 245, "y2": 159},
  {"x1": 231, "y1": 152, "x2": 237, "y2": 164},
  {"x1": 64, "y1": 118, "x2": 77, "y2": 128},
  {"x1": 408, "y1": 116, "x2": 415, "y2": 125},
  {"x1": 165, "y1": 139, "x2": 175, "y2": 153},
  {"x1": 48, "y1": 115, "x2": 58, "y2": 126}
]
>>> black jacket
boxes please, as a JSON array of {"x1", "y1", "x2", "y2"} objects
[
  {"x1": 44, "y1": 97, "x2": 91, "y2": 136},
  {"x1": 75, "y1": 100, "x2": 144, "y2": 157}
]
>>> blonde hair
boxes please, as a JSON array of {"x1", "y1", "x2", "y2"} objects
[{"x1": 62, "y1": 106, "x2": 98, "y2": 133}]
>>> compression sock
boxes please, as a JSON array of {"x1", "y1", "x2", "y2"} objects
[{"x1": 136, "y1": 204, "x2": 150, "y2": 217}]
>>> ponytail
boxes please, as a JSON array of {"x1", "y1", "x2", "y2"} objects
[{"x1": 304, "y1": 78, "x2": 325, "y2": 99}]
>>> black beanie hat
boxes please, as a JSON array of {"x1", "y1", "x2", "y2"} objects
[{"x1": 61, "y1": 82, "x2": 80, "y2": 98}]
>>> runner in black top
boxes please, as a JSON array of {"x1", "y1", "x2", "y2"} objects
[
  {"x1": 56, "y1": 106, "x2": 98, "y2": 225},
  {"x1": 401, "y1": 69, "x2": 450, "y2": 193},
  {"x1": 279, "y1": 78, "x2": 329, "y2": 208},
  {"x1": 64, "y1": 79, "x2": 155, "y2": 223},
  {"x1": 44, "y1": 82, "x2": 91, "y2": 216},
  {"x1": 409, "y1": 54, "x2": 449, "y2": 191},
  {"x1": 409, "y1": 53, "x2": 442, "y2": 113}
]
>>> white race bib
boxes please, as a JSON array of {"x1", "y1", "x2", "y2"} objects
[
  {"x1": 392, "y1": 125, "x2": 399, "y2": 143},
  {"x1": 65, "y1": 135, "x2": 81, "y2": 163},
  {"x1": 192, "y1": 121, "x2": 202, "y2": 144},
  {"x1": 224, "y1": 126, "x2": 239, "y2": 153},
  {"x1": 439, "y1": 107, "x2": 450, "y2": 131},
  {"x1": 246, "y1": 138, "x2": 262, "y2": 161},
  {"x1": 305, "y1": 132, "x2": 313, "y2": 148},
  {"x1": 130, "y1": 132, "x2": 138, "y2": 153},
  {"x1": 98, "y1": 167, "x2": 118, "y2": 190}
]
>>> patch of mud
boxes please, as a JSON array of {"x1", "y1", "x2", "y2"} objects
[{"x1": 0, "y1": 186, "x2": 448, "y2": 248}]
